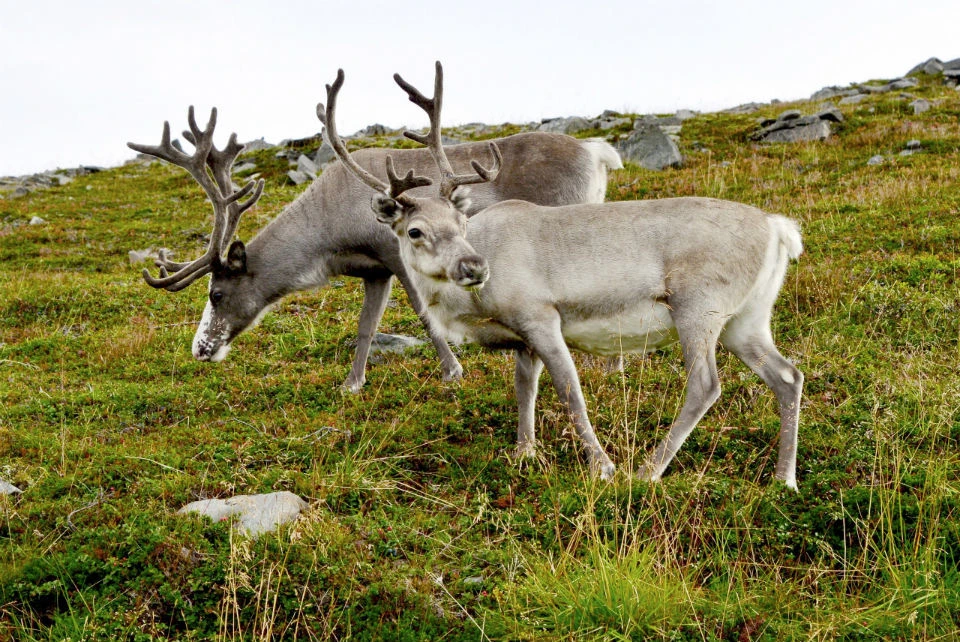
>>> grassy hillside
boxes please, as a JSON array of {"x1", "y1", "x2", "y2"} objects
[{"x1": 1, "y1": 74, "x2": 959, "y2": 640}]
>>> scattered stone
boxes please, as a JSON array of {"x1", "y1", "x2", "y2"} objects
[
  {"x1": 907, "y1": 57, "x2": 944, "y2": 76},
  {"x1": 179, "y1": 491, "x2": 308, "y2": 537},
  {"x1": 360, "y1": 124, "x2": 390, "y2": 137},
  {"x1": 810, "y1": 86, "x2": 859, "y2": 101},
  {"x1": 616, "y1": 123, "x2": 683, "y2": 170},
  {"x1": 839, "y1": 94, "x2": 867, "y2": 105},
  {"x1": 129, "y1": 247, "x2": 172, "y2": 265},
  {"x1": 909, "y1": 99, "x2": 931, "y2": 115},
  {"x1": 370, "y1": 333, "x2": 427, "y2": 354},
  {"x1": 29, "y1": 216, "x2": 46, "y2": 225},
  {"x1": 232, "y1": 161, "x2": 257, "y2": 175},
  {"x1": 313, "y1": 141, "x2": 337, "y2": 167},
  {"x1": 538, "y1": 116, "x2": 593, "y2": 135},
  {"x1": 867, "y1": 155, "x2": 885, "y2": 166},
  {"x1": 675, "y1": 109, "x2": 698, "y2": 121},
  {"x1": 242, "y1": 137, "x2": 274, "y2": 152},
  {"x1": 906, "y1": 139, "x2": 922, "y2": 150},
  {"x1": 0, "y1": 480, "x2": 21, "y2": 495},
  {"x1": 463, "y1": 576, "x2": 484, "y2": 586},
  {"x1": 286, "y1": 170, "x2": 312, "y2": 186},
  {"x1": 724, "y1": 102, "x2": 766, "y2": 115},
  {"x1": 296, "y1": 154, "x2": 319, "y2": 178},
  {"x1": 752, "y1": 107, "x2": 838, "y2": 144}
]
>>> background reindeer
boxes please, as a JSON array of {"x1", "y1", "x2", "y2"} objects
[
  {"x1": 321, "y1": 63, "x2": 804, "y2": 488},
  {"x1": 128, "y1": 93, "x2": 622, "y2": 393}
]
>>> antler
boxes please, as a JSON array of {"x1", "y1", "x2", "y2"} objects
[
  {"x1": 127, "y1": 107, "x2": 264, "y2": 291},
  {"x1": 394, "y1": 61, "x2": 502, "y2": 199},
  {"x1": 317, "y1": 70, "x2": 432, "y2": 203}
]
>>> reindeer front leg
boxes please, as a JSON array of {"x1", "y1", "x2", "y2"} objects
[
  {"x1": 514, "y1": 348, "x2": 543, "y2": 460},
  {"x1": 522, "y1": 313, "x2": 616, "y2": 480},
  {"x1": 393, "y1": 270, "x2": 463, "y2": 383},
  {"x1": 343, "y1": 275, "x2": 393, "y2": 393}
]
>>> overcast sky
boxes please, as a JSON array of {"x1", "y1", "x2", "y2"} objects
[{"x1": 1, "y1": 0, "x2": 958, "y2": 177}]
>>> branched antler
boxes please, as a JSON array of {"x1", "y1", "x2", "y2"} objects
[
  {"x1": 318, "y1": 70, "x2": 432, "y2": 203},
  {"x1": 394, "y1": 61, "x2": 502, "y2": 199},
  {"x1": 127, "y1": 107, "x2": 264, "y2": 291}
]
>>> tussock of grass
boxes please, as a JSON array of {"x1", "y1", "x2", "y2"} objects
[{"x1": 2, "y1": 74, "x2": 959, "y2": 639}]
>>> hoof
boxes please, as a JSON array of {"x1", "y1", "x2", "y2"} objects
[
  {"x1": 442, "y1": 362, "x2": 464, "y2": 382},
  {"x1": 592, "y1": 458, "x2": 616, "y2": 481},
  {"x1": 513, "y1": 442, "x2": 536, "y2": 461},
  {"x1": 341, "y1": 378, "x2": 364, "y2": 395},
  {"x1": 635, "y1": 463, "x2": 661, "y2": 483}
]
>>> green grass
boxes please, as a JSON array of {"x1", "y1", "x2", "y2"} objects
[{"x1": 2, "y1": 74, "x2": 959, "y2": 640}]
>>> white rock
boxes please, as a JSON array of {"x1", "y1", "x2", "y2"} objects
[
  {"x1": 1, "y1": 480, "x2": 21, "y2": 495},
  {"x1": 179, "y1": 491, "x2": 308, "y2": 537},
  {"x1": 29, "y1": 216, "x2": 46, "y2": 225}
]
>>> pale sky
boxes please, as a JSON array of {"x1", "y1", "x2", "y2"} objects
[{"x1": 1, "y1": 0, "x2": 958, "y2": 177}]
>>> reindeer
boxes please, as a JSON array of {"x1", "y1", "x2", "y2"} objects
[
  {"x1": 128, "y1": 97, "x2": 622, "y2": 393},
  {"x1": 320, "y1": 63, "x2": 804, "y2": 488}
]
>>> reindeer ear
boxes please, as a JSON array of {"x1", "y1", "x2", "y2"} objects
[
  {"x1": 226, "y1": 240, "x2": 247, "y2": 273},
  {"x1": 371, "y1": 194, "x2": 404, "y2": 224}
]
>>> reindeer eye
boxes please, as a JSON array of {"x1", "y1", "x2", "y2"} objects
[
  {"x1": 408, "y1": 228, "x2": 423, "y2": 240},
  {"x1": 210, "y1": 291, "x2": 224, "y2": 306}
]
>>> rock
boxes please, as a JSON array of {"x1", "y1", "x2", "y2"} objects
[
  {"x1": 463, "y1": 576, "x2": 484, "y2": 586},
  {"x1": 724, "y1": 102, "x2": 766, "y2": 114},
  {"x1": 910, "y1": 99, "x2": 931, "y2": 115},
  {"x1": 242, "y1": 137, "x2": 274, "y2": 152},
  {"x1": 889, "y1": 78, "x2": 919, "y2": 91},
  {"x1": 839, "y1": 94, "x2": 867, "y2": 105},
  {"x1": 867, "y1": 155, "x2": 885, "y2": 166},
  {"x1": 29, "y1": 216, "x2": 46, "y2": 225},
  {"x1": 816, "y1": 106, "x2": 844, "y2": 123},
  {"x1": 313, "y1": 141, "x2": 337, "y2": 167},
  {"x1": 287, "y1": 170, "x2": 312, "y2": 186},
  {"x1": 232, "y1": 161, "x2": 256, "y2": 175},
  {"x1": 810, "y1": 86, "x2": 860, "y2": 101},
  {"x1": 128, "y1": 247, "x2": 172, "y2": 265},
  {"x1": 761, "y1": 120, "x2": 831, "y2": 143},
  {"x1": 370, "y1": 333, "x2": 427, "y2": 354},
  {"x1": 907, "y1": 57, "x2": 944, "y2": 76},
  {"x1": 616, "y1": 123, "x2": 683, "y2": 170},
  {"x1": 179, "y1": 491, "x2": 308, "y2": 537},
  {"x1": 675, "y1": 109, "x2": 698, "y2": 121},
  {"x1": 360, "y1": 124, "x2": 390, "y2": 137},
  {"x1": 0, "y1": 480, "x2": 21, "y2": 495},
  {"x1": 905, "y1": 139, "x2": 922, "y2": 150},
  {"x1": 538, "y1": 116, "x2": 593, "y2": 135},
  {"x1": 296, "y1": 154, "x2": 319, "y2": 177},
  {"x1": 595, "y1": 117, "x2": 632, "y2": 130}
]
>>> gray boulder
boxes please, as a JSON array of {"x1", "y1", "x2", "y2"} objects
[
  {"x1": 179, "y1": 491, "x2": 308, "y2": 537},
  {"x1": 297, "y1": 154, "x2": 319, "y2": 178},
  {"x1": 242, "y1": 138, "x2": 274, "y2": 152},
  {"x1": 910, "y1": 99, "x2": 931, "y2": 115},
  {"x1": 313, "y1": 141, "x2": 337, "y2": 167},
  {"x1": 538, "y1": 116, "x2": 593, "y2": 135},
  {"x1": 752, "y1": 107, "x2": 839, "y2": 143},
  {"x1": 907, "y1": 57, "x2": 944, "y2": 76},
  {"x1": 370, "y1": 333, "x2": 427, "y2": 354},
  {"x1": 616, "y1": 123, "x2": 683, "y2": 170},
  {"x1": 231, "y1": 161, "x2": 256, "y2": 175},
  {"x1": 287, "y1": 170, "x2": 312, "y2": 186},
  {"x1": 1, "y1": 480, "x2": 21, "y2": 495}
]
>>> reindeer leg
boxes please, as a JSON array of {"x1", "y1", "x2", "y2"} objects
[
  {"x1": 514, "y1": 348, "x2": 544, "y2": 460},
  {"x1": 393, "y1": 269, "x2": 463, "y2": 383},
  {"x1": 638, "y1": 320, "x2": 722, "y2": 483},
  {"x1": 343, "y1": 275, "x2": 393, "y2": 394},
  {"x1": 522, "y1": 313, "x2": 615, "y2": 480}
]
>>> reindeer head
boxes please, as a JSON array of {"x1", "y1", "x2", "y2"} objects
[
  {"x1": 128, "y1": 108, "x2": 267, "y2": 361},
  {"x1": 318, "y1": 63, "x2": 497, "y2": 290}
]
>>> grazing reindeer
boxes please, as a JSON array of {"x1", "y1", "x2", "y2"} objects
[
  {"x1": 128, "y1": 97, "x2": 622, "y2": 393},
  {"x1": 320, "y1": 63, "x2": 804, "y2": 488}
]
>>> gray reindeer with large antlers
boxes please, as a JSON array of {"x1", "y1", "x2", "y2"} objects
[
  {"x1": 128, "y1": 81, "x2": 621, "y2": 392},
  {"x1": 321, "y1": 63, "x2": 804, "y2": 487}
]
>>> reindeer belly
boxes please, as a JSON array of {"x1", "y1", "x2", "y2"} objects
[{"x1": 561, "y1": 300, "x2": 677, "y2": 356}]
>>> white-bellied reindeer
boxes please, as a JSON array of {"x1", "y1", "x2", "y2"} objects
[
  {"x1": 128, "y1": 94, "x2": 621, "y2": 393},
  {"x1": 320, "y1": 63, "x2": 804, "y2": 487}
]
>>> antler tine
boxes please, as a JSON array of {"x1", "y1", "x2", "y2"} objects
[
  {"x1": 395, "y1": 61, "x2": 500, "y2": 199},
  {"x1": 128, "y1": 105, "x2": 263, "y2": 291},
  {"x1": 385, "y1": 156, "x2": 432, "y2": 196},
  {"x1": 319, "y1": 69, "x2": 431, "y2": 202}
]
